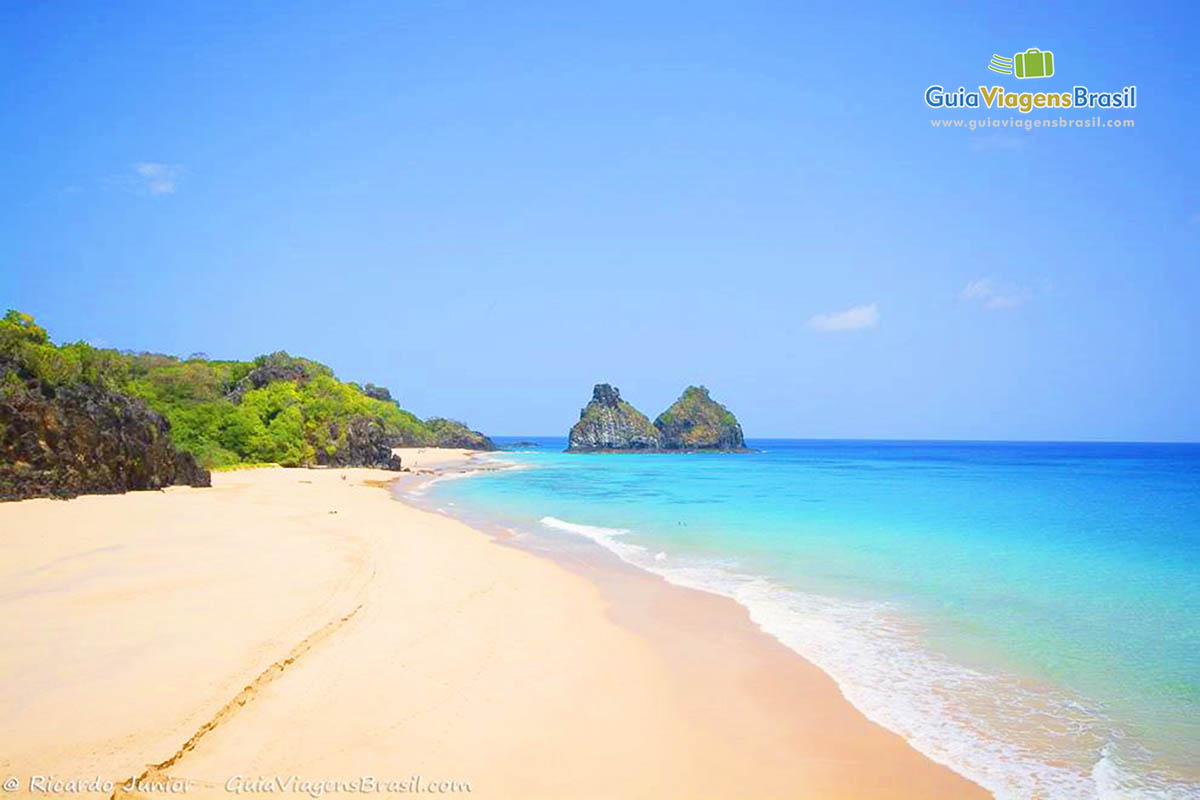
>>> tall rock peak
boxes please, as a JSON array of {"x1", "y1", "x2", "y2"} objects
[
  {"x1": 591, "y1": 383, "x2": 622, "y2": 407},
  {"x1": 567, "y1": 383, "x2": 661, "y2": 451}
]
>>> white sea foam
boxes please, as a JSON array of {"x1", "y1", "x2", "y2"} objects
[
  {"x1": 406, "y1": 471, "x2": 475, "y2": 496},
  {"x1": 1091, "y1": 749, "x2": 1200, "y2": 800},
  {"x1": 539, "y1": 516, "x2": 631, "y2": 538},
  {"x1": 538, "y1": 517, "x2": 645, "y2": 562},
  {"x1": 538, "y1": 515, "x2": 1200, "y2": 800}
]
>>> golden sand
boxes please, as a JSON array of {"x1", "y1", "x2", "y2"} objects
[{"x1": 0, "y1": 452, "x2": 985, "y2": 799}]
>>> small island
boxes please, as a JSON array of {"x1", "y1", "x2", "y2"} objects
[
  {"x1": 567, "y1": 383, "x2": 748, "y2": 452},
  {"x1": 656, "y1": 385, "x2": 747, "y2": 450},
  {"x1": 567, "y1": 384, "x2": 661, "y2": 451}
]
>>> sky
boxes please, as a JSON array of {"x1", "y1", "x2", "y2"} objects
[{"x1": 1, "y1": 0, "x2": 1197, "y2": 440}]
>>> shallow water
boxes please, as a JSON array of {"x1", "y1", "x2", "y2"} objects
[{"x1": 420, "y1": 438, "x2": 1200, "y2": 799}]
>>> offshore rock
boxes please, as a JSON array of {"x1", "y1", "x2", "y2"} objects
[
  {"x1": 654, "y1": 386, "x2": 746, "y2": 450},
  {"x1": 567, "y1": 384, "x2": 661, "y2": 451}
]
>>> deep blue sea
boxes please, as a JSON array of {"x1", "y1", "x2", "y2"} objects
[{"x1": 416, "y1": 438, "x2": 1200, "y2": 799}]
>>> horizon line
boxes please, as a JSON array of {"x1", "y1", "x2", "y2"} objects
[{"x1": 485, "y1": 434, "x2": 1200, "y2": 446}]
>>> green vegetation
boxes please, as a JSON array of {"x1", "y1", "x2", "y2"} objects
[
  {"x1": 1, "y1": 310, "x2": 134, "y2": 395},
  {"x1": 1, "y1": 310, "x2": 488, "y2": 468}
]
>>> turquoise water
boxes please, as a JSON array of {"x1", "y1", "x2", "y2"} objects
[{"x1": 418, "y1": 439, "x2": 1200, "y2": 799}]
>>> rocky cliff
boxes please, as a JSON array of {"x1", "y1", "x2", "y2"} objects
[
  {"x1": 313, "y1": 416, "x2": 403, "y2": 469},
  {"x1": 567, "y1": 384, "x2": 661, "y2": 451},
  {"x1": 424, "y1": 418, "x2": 497, "y2": 451},
  {"x1": 654, "y1": 386, "x2": 746, "y2": 450},
  {"x1": 0, "y1": 357, "x2": 211, "y2": 500}
]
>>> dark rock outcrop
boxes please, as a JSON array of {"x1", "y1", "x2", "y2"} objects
[
  {"x1": 0, "y1": 358, "x2": 211, "y2": 500},
  {"x1": 567, "y1": 384, "x2": 661, "y2": 451},
  {"x1": 315, "y1": 417, "x2": 397, "y2": 469},
  {"x1": 654, "y1": 386, "x2": 746, "y2": 450},
  {"x1": 363, "y1": 383, "x2": 394, "y2": 404},
  {"x1": 424, "y1": 418, "x2": 497, "y2": 451},
  {"x1": 227, "y1": 361, "x2": 309, "y2": 402}
]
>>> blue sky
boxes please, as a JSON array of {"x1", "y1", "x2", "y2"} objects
[{"x1": 2, "y1": 1, "x2": 1197, "y2": 440}]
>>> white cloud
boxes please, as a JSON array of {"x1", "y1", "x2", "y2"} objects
[
  {"x1": 133, "y1": 162, "x2": 181, "y2": 195},
  {"x1": 959, "y1": 277, "x2": 1031, "y2": 310},
  {"x1": 808, "y1": 302, "x2": 880, "y2": 332},
  {"x1": 960, "y1": 278, "x2": 994, "y2": 300}
]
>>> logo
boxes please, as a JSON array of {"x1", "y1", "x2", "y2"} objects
[
  {"x1": 989, "y1": 48, "x2": 1055, "y2": 79},
  {"x1": 924, "y1": 48, "x2": 1136, "y2": 115}
]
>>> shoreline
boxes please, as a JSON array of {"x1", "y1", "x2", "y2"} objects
[
  {"x1": 0, "y1": 452, "x2": 987, "y2": 799},
  {"x1": 402, "y1": 456, "x2": 999, "y2": 796}
]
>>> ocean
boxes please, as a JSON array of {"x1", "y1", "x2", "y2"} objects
[{"x1": 409, "y1": 438, "x2": 1200, "y2": 799}]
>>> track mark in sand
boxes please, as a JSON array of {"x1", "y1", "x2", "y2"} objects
[{"x1": 110, "y1": 603, "x2": 363, "y2": 799}]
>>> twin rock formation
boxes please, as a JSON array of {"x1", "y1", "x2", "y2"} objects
[{"x1": 568, "y1": 384, "x2": 746, "y2": 452}]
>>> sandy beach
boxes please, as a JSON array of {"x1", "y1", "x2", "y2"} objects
[{"x1": 0, "y1": 450, "x2": 987, "y2": 799}]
